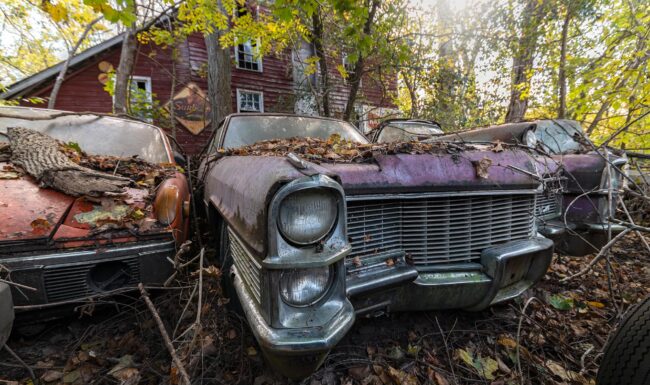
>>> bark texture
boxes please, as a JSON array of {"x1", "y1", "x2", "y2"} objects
[
  {"x1": 343, "y1": 0, "x2": 380, "y2": 122},
  {"x1": 312, "y1": 8, "x2": 330, "y2": 116},
  {"x1": 113, "y1": 28, "x2": 137, "y2": 115},
  {"x1": 205, "y1": 31, "x2": 232, "y2": 130},
  {"x1": 504, "y1": 0, "x2": 545, "y2": 123},
  {"x1": 7, "y1": 127, "x2": 130, "y2": 197}
]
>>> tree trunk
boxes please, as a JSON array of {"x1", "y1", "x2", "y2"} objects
[
  {"x1": 401, "y1": 71, "x2": 418, "y2": 118},
  {"x1": 557, "y1": 8, "x2": 571, "y2": 119},
  {"x1": 205, "y1": 30, "x2": 232, "y2": 130},
  {"x1": 7, "y1": 127, "x2": 130, "y2": 197},
  {"x1": 343, "y1": 0, "x2": 380, "y2": 122},
  {"x1": 113, "y1": 27, "x2": 137, "y2": 115},
  {"x1": 312, "y1": 8, "x2": 330, "y2": 116},
  {"x1": 49, "y1": 17, "x2": 102, "y2": 109},
  {"x1": 504, "y1": 0, "x2": 544, "y2": 123}
]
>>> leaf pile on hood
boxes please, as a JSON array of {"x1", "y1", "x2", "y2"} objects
[
  {"x1": 217, "y1": 134, "x2": 477, "y2": 163},
  {"x1": 59, "y1": 142, "x2": 176, "y2": 189}
]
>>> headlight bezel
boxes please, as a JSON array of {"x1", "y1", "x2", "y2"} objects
[
  {"x1": 264, "y1": 174, "x2": 350, "y2": 270},
  {"x1": 277, "y1": 188, "x2": 339, "y2": 246},
  {"x1": 279, "y1": 265, "x2": 335, "y2": 307}
]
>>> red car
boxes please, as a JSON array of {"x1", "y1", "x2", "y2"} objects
[{"x1": 0, "y1": 107, "x2": 190, "y2": 312}]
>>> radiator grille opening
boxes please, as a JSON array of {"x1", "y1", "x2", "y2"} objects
[{"x1": 346, "y1": 194, "x2": 535, "y2": 267}]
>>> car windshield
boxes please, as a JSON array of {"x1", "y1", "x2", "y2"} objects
[
  {"x1": 0, "y1": 108, "x2": 170, "y2": 163},
  {"x1": 536, "y1": 121, "x2": 582, "y2": 154},
  {"x1": 222, "y1": 115, "x2": 368, "y2": 148},
  {"x1": 376, "y1": 122, "x2": 443, "y2": 143}
]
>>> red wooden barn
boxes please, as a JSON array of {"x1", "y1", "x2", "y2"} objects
[{"x1": 1, "y1": 28, "x2": 398, "y2": 155}]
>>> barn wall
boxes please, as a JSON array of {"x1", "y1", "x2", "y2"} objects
[{"x1": 18, "y1": 32, "x2": 397, "y2": 154}]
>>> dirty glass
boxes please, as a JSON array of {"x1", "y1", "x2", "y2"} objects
[
  {"x1": 222, "y1": 115, "x2": 368, "y2": 148},
  {"x1": 376, "y1": 122, "x2": 443, "y2": 143},
  {"x1": 0, "y1": 107, "x2": 170, "y2": 163},
  {"x1": 535, "y1": 121, "x2": 582, "y2": 154}
]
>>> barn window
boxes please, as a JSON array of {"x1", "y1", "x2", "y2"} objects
[
  {"x1": 342, "y1": 54, "x2": 360, "y2": 86},
  {"x1": 236, "y1": 40, "x2": 262, "y2": 72},
  {"x1": 237, "y1": 89, "x2": 264, "y2": 113},
  {"x1": 129, "y1": 76, "x2": 153, "y2": 122}
]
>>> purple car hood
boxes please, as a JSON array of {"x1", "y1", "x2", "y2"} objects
[{"x1": 203, "y1": 149, "x2": 541, "y2": 257}]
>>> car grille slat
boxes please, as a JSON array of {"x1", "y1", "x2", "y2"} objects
[
  {"x1": 347, "y1": 194, "x2": 535, "y2": 267},
  {"x1": 229, "y1": 228, "x2": 262, "y2": 304},
  {"x1": 43, "y1": 257, "x2": 140, "y2": 303}
]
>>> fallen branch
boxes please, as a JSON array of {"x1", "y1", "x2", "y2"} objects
[
  {"x1": 7, "y1": 127, "x2": 130, "y2": 196},
  {"x1": 3, "y1": 344, "x2": 35, "y2": 379},
  {"x1": 138, "y1": 283, "x2": 191, "y2": 385},
  {"x1": 0, "y1": 278, "x2": 37, "y2": 292},
  {"x1": 561, "y1": 228, "x2": 632, "y2": 282},
  {"x1": 609, "y1": 218, "x2": 650, "y2": 233}
]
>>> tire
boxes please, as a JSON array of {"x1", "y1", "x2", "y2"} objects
[{"x1": 597, "y1": 296, "x2": 650, "y2": 385}]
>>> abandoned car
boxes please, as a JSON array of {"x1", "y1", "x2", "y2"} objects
[
  {"x1": 0, "y1": 106, "x2": 190, "y2": 314},
  {"x1": 0, "y1": 282, "x2": 12, "y2": 347},
  {"x1": 201, "y1": 113, "x2": 555, "y2": 376},
  {"x1": 436, "y1": 119, "x2": 628, "y2": 256},
  {"x1": 369, "y1": 118, "x2": 443, "y2": 143}
]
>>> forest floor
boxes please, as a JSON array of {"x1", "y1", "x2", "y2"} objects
[{"x1": 1, "y1": 232, "x2": 648, "y2": 385}]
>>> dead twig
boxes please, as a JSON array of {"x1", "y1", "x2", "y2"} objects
[
  {"x1": 516, "y1": 297, "x2": 541, "y2": 385},
  {"x1": 0, "y1": 278, "x2": 37, "y2": 292},
  {"x1": 561, "y1": 228, "x2": 632, "y2": 282},
  {"x1": 138, "y1": 283, "x2": 191, "y2": 385},
  {"x1": 3, "y1": 344, "x2": 36, "y2": 380}
]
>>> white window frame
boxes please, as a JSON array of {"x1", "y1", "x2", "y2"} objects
[
  {"x1": 110, "y1": 75, "x2": 153, "y2": 122},
  {"x1": 235, "y1": 39, "x2": 263, "y2": 72},
  {"x1": 341, "y1": 54, "x2": 360, "y2": 87},
  {"x1": 236, "y1": 89, "x2": 264, "y2": 113}
]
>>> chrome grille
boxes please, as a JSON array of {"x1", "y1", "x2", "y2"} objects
[
  {"x1": 534, "y1": 192, "x2": 561, "y2": 219},
  {"x1": 229, "y1": 228, "x2": 262, "y2": 304},
  {"x1": 43, "y1": 257, "x2": 140, "y2": 302},
  {"x1": 346, "y1": 194, "x2": 535, "y2": 266}
]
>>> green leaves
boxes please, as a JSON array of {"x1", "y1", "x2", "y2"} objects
[{"x1": 549, "y1": 294, "x2": 575, "y2": 310}]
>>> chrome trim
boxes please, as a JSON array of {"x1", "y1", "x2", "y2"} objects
[
  {"x1": 346, "y1": 194, "x2": 536, "y2": 267},
  {"x1": 232, "y1": 266, "x2": 355, "y2": 353},
  {"x1": 345, "y1": 189, "x2": 540, "y2": 201},
  {"x1": 265, "y1": 174, "x2": 350, "y2": 269},
  {"x1": 229, "y1": 228, "x2": 262, "y2": 304}
]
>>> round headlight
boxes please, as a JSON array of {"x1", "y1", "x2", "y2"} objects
[
  {"x1": 279, "y1": 266, "x2": 332, "y2": 307},
  {"x1": 278, "y1": 189, "x2": 338, "y2": 245},
  {"x1": 524, "y1": 129, "x2": 538, "y2": 148}
]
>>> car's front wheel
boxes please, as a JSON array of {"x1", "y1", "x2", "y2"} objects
[{"x1": 597, "y1": 295, "x2": 650, "y2": 385}]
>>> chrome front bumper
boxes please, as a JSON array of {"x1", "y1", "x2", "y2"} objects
[
  {"x1": 0, "y1": 283, "x2": 14, "y2": 346},
  {"x1": 0, "y1": 240, "x2": 175, "y2": 307},
  {"x1": 232, "y1": 269, "x2": 355, "y2": 378},
  {"x1": 351, "y1": 237, "x2": 554, "y2": 313},
  {"x1": 538, "y1": 220, "x2": 627, "y2": 256},
  {"x1": 235, "y1": 237, "x2": 553, "y2": 378}
]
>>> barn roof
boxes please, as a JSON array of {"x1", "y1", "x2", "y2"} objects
[{"x1": 0, "y1": 33, "x2": 127, "y2": 100}]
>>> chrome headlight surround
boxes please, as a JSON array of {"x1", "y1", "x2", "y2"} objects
[{"x1": 263, "y1": 174, "x2": 352, "y2": 329}]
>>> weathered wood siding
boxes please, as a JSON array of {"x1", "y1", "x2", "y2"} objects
[{"x1": 18, "y1": 32, "x2": 396, "y2": 154}]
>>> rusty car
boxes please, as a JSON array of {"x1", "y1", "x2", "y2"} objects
[
  {"x1": 0, "y1": 106, "x2": 190, "y2": 315},
  {"x1": 200, "y1": 113, "x2": 555, "y2": 377},
  {"x1": 0, "y1": 282, "x2": 12, "y2": 347},
  {"x1": 435, "y1": 119, "x2": 628, "y2": 256}
]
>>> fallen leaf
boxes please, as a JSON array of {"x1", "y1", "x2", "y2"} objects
[
  {"x1": 472, "y1": 157, "x2": 492, "y2": 179},
  {"x1": 30, "y1": 217, "x2": 51, "y2": 231},
  {"x1": 387, "y1": 366, "x2": 419, "y2": 385},
  {"x1": 246, "y1": 346, "x2": 258, "y2": 356},
  {"x1": 549, "y1": 294, "x2": 574, "y2": 310},
  {"x1": 41, "y1": 370, "x2": 63, "y2": 382},
  {"x1": 497, "y1": 336, "x2": 517, "y2": 349},
  {"x1": 352, "y1": 256, "x2": 362, "y2": 267},
  {"x1": 545, "y1": 359, "x2": 585, "y2": 382},
  {"x1": 0, "y1": 171, "x2": 19, "y2": 179},
  {"x1": 227, "y1": 329, "x2": 237, "y2": 339},
  {"x1": 492, "y1": 140, "x2": 504, "y2": 152},
  {"x1": 587, "y1": 301, "x2": 605, "y2": 308}
]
